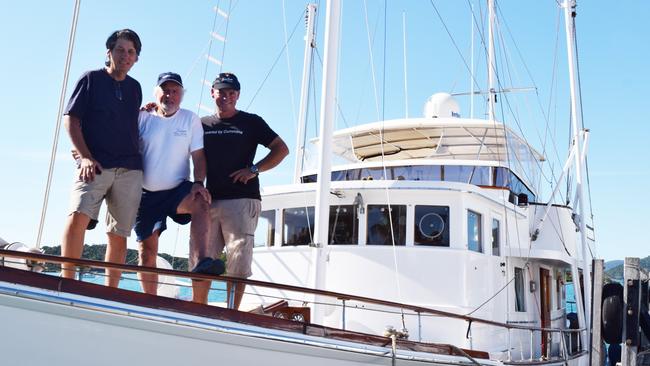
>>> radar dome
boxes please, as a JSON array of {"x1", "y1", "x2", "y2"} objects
[{"x1": 423, "y1": 93, "x2": 460, "y2": 118}]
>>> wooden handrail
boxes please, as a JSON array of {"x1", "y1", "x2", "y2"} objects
[{"x1": 0, "y1": 248, "x2": 564, "y2": 332}]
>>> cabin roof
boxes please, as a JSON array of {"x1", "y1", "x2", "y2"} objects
[{"x1": 310, "y1": 117, "x2": 545, "y2": 163}]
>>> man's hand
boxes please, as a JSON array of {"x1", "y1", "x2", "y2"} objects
[
  {"x1": 229, "y1": 168, "x2": 257, "y2": 184},
  {"x1": 71, "y1": 149, "x2": 102, "y2": 182},
  {"x1": 191, "y1": 183, "x2": 211, "y2": 204},
  {"x1": 78, "y1": 157, "x2": 103, "y2": 182},
  {"x1": 140, "y1": 102, "x2": 157, "y2": 112}
]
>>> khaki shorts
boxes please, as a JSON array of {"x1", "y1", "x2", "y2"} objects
[
  {"x1": 207, "y1": 198, "x2": 261, "y2": 278},
  {"x1": 68, "y1": 168, "x2": 143, "y2": 237}
]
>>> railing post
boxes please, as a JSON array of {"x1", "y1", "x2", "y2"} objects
[
  {"x1": 341, "y1": 299, "x2": 346, "y2": 330},
  {"x1": 417, "y1": 311, "x2": 422, "y2": 342},
  {"x1": 623, "y1": 257, "x2": 642, "y2": 366},
  {"x1": 228, "y1": 282, "x2": 236, "y2": 309},
  {"x1": 591, "y1": 259, "x2": 604, "y2": 366},
  {"x1": 530, "y1": 329, "x2": 534, "y2": 360}
]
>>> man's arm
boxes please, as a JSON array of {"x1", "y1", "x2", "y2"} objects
[
  {"x1": 230, "y1": 136, "x2": 289, "y2": 184},
  {"x1": 64, "y1": 114, "x2": 102, "y2": 182},
  {"x1": 190, "y1": 149, "x2": 211, "y2": 203}
]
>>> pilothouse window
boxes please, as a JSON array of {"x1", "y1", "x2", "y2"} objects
[
  {"x1": 283, "y1": 207, "x2": 314, "y2": 246},
  {"x1": 467, "y1": 210, "x2": 483, "y2": 252},
  {"x1": 367, "y1": 205, "x2": 406, "y2": 245},
  {"x1": 329, "y1": 205, "x2": 358, "y2": 245},
  {"x1": 255, "y1": 210, "x2": 275, "y2": 247},
  {"x1": 414, "y1": 206, "x2": 450, "y2": 246},
  {"x1": 515, "y1": 267, "x2": 527, "y2": 312},
  {"x1": 491, "y1": 219, "x2": 500, "y2": 256}
]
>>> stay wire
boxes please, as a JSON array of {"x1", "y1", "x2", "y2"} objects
[{"x1": 245, "y1": 8, "x2": 304, "y2": 110}]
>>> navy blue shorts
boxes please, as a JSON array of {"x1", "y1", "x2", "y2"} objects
[{"x1": 134, "y1": 181, "x2": 193, "y2": 241}]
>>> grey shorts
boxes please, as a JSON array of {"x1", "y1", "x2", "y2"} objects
[
  {"x1": 208, "y1": 198, "x2": 261, "y2": 278},
  {"x1": 68, "y1": 168, "x2": 143, "y2": 237}
]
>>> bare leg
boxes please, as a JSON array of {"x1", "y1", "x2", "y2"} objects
[
  {"x1": 61, "y1": 212, "x2": 91, "y2": 279},
  {"x1": 192, "y1": 280, "x2": 211, "y2": 304},
  {"x1": 227, "y1": 282, "x2": 246, "y2": 310},
  {"x1": 178, "y1": 191, "x2": 210, "y2": 265},
  {"x1": 104, "y1": 233, "x2": 127, "y2": 287},
  {"x1": 138, "y1": 232, "x2": 159, "y2": 295},
  {"x1": 178, "y1": 191, "x2": 212, "y2": 303}
]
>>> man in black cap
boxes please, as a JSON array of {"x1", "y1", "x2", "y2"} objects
[
  {"x1": 201, "y1": 72, "x2": 289, "y2": 309},
  {"x1": 135, "y1": 72, "x2": 221, "y2": 303},
  {"x1": 62, "y1": 29, "x2": 144, "y2": 285}
]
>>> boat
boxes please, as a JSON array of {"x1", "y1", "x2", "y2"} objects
[{"x1": 0, "y1": 1, "x2": 598, "y2": 365}]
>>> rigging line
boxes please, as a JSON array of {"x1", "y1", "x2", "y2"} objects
[
  {"x1": 36, "y1": 0, "x2": 81, "y2": 248},
  {"x1": 196, "y1": 0, "x2": 222, "y2": 116},
  {"x1": 465, "y1": 275, "x2": 515, "y2": 316},
  {"x1": 363, "y1": 0, "x2": 382, "y2": 121},
  {"x1": 493, "y1": 11, "x2": 546, "y2": 193},
  {"x1": 496, "y1": 5, "x2": 564, "y2": 195},
  {"x1": 491, "y1": 13, "x2": 546, "y2": 192},
  {"x1": 429, "y1": 0, "x2": 483, "y2": 96},
  {"x1": 374, "y1": 0, "x2": 406, "y2": 330},
  {"x1": 245, "y1": 9, "x2": 305, "y2": 110},
  {"x1": 218, "y1": 0, "x2": 233, "y2": 73},
  {"x1": 281, "y1": 0, "x2": 298, "y2": 127}
]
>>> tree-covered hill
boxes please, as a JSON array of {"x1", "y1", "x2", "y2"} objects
[
  {"x1": 41, "y1": 244, "x2": 188, "y2": 272},
  {"x1": 605, "y1": 257, "x2": 650, "y2": 281}
]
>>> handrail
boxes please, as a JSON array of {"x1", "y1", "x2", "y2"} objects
[{"x1": 0, "y1": 248, "x2": 578, "y2": 334}]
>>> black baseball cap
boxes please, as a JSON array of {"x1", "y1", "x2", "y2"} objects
[
  {"x1": 157, "y1": 72, "x2": 183, "y2": 87},
  {"x1": 212, "y1": 72, "x2": 240, "y2": 90}
]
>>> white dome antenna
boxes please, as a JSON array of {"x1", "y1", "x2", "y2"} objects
[{"x1": 423, "y1": 93, "x2": 460, "y2": 118}]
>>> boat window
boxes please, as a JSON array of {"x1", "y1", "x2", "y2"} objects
[
  {"x1": 255, "y1": 210, "x2": 275, "y2": 247},
  {"x1": 359, "y1": 167, "x2": 390, "y2": 180},
  {"x1": 367, "y1": 205, "x2": 406, "y2": 246},
  {"x1": 467, "y1": 210, "x2": 483, "y2": 252},
  {"x1": 414, "y1": 205, "x2": 450, "y2": 246},
  {"x1": 283, "y1": 207, "x2": 314, "y2": 246},
  {"x1": 444, "y1": 165, "x2": 490, "y2": 185},
  {"x1": 332, "y1": 169, "x2": 360, "y2": 181},
  {"x1": 493, "y1": 167, "x2": 537, "y2": 203},
  {"x1": 556, "y1": 270, "x2": 565, "y2": 310},
  {"x1": 329, "y1": 205, "x2": 358, "y2": 245},
  {"x1": 515, "y1": 267, "x2": 526, "y2": 312},
  {"x1": 491, "y1": 218, "x2": 500, "y2": 256},
  {"x1": 393, "y1": 165, "x2": 441, "y2": 181},
  {"x1": 302, "y1": 165, "x2": 536, "y2": 203}
]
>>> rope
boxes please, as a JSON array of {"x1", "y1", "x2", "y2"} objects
[
  {"x1": 36, "y1": 0, "x2": 81, "y2": 248},
  {"x1": 245, "y1": 9, "x2": 304, "y2": 110}
]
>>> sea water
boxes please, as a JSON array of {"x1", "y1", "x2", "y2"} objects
[{"x1": 46, "y1": 272, "x2": 227, "y2": 303}]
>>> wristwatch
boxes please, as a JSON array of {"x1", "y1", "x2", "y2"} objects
[{"x1": 249, "y1": 164, "x2": 259, "y2": 176}]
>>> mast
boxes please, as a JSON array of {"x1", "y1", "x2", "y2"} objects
[
  {"x1": 563, "y1": 0, "x2": 591, "y2": 347},
  {"x1": 293, "y1": 3, "x2": 318, "y2": 183},
  {"x1": 487, "y1": 0, "x2": 496, "y2": 121},
  {"x1": 308, "y1": 0, "x2": 341, "y2": 309}
]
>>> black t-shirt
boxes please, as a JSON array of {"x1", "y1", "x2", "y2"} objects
[
  {"x1": 64, "y1": 68, "x2": 142, "y2": 170},
  {"x1": 201, "y1": 111, "x2": 278, "y2": 200}
]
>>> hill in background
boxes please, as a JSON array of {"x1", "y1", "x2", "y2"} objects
[
  {"x1": 41, "y1": 244, "x2": 188, "y2": 272},
  {"x1": 605, "y1": 257, "x2": 650, "y2": 281}
]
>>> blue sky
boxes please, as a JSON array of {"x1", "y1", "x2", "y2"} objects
[{"x1": 0, "y1": 1, "x2": 647, "y2": 262}]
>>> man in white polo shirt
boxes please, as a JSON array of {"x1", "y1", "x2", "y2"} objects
[{"x1": 136, "y1": 72, "x2": 223, "y2": 303}]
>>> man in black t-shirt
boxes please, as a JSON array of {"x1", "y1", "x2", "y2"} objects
[
  {"x1": 61, "y1": 29, "x2": 144, "y2": 286},
  {"x1": 200, "y1": 73, "x2": 289, "y2": 307}
]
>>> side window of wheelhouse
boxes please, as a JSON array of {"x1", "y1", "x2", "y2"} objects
[
  {"x1": 283, "y1": 207, "x2": 314, "y2": 246},
  {"x1": 255, "y1": 210, "x2": 276, "y2": 247},
  {"x1": 467, "y1": 210, "x2": 482, "y2": 252},
  {"x1": 329, "y1": 205, "x2": 358, "y2": 245},
  {"x1": 491, "y1": 218, "x2": 500, "y2": 256},
  {"x1": 414, "y1": 205, "x2": 450, "y2": 246},
  {"x1": 514, "y1": 267, "x2": 526, "y2": 312},
  {"x1": 367, "y1": 205, "x2": 406, "y2": 245}
]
